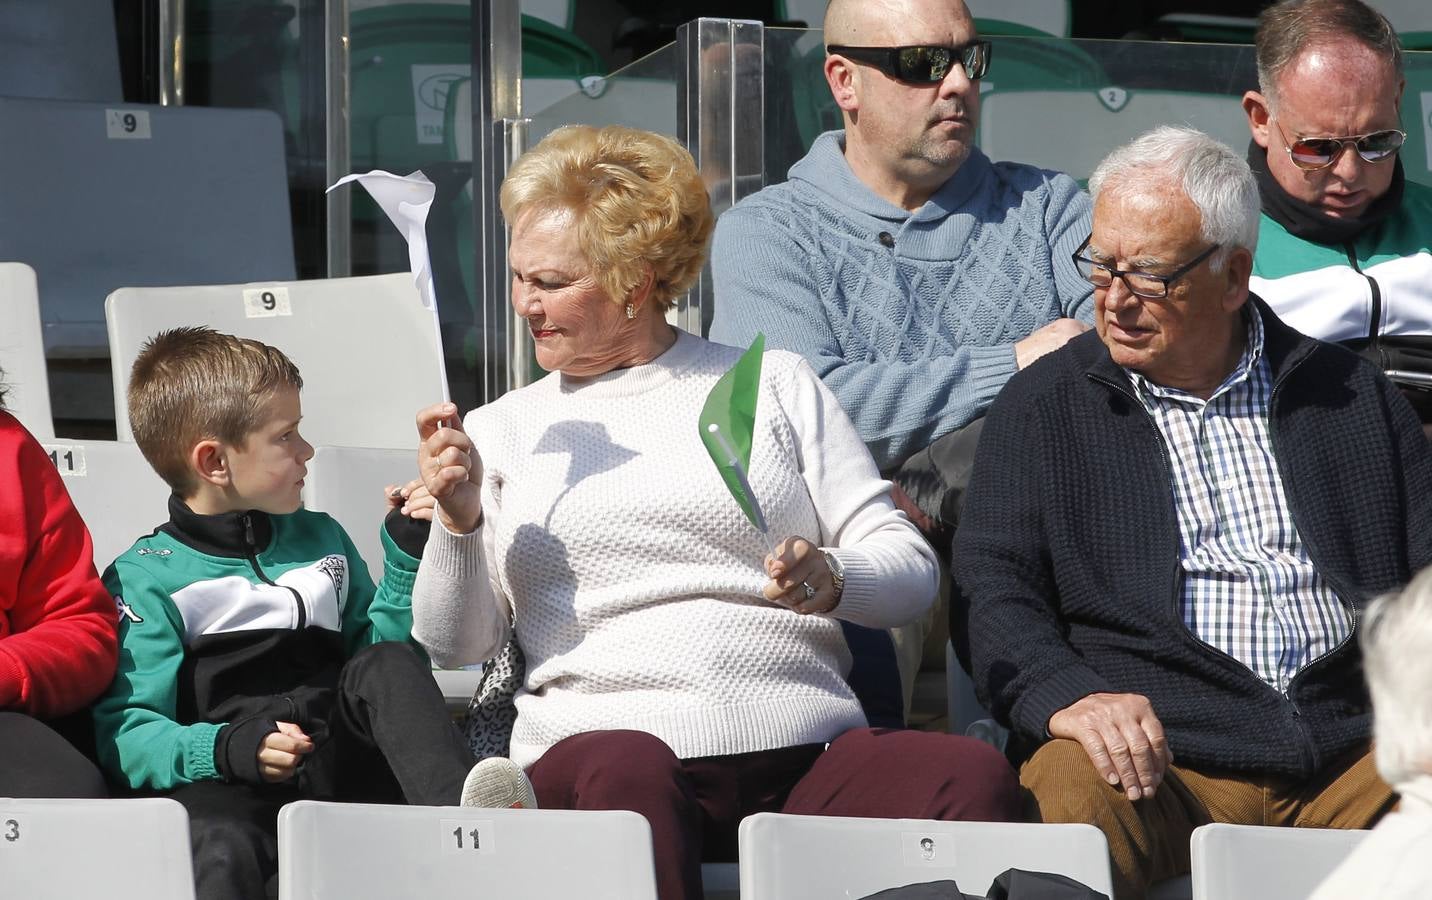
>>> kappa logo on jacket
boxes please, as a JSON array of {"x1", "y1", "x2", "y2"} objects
[{"x1": 115, "y1": 596, "x2": 144, "y2": 624}]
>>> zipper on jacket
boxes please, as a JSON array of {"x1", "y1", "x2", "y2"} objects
[
  {"x1": 1343, "y1": 244, "x2": 1382, "y2": 351},
  {"x1": 1091, "y1": 364, "x2": 1325, "y2": 773},
  {"x1": 242, "y1": 513, "x2": 308, "y2": 629}
]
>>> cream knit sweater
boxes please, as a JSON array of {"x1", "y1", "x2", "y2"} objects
[{"x1": 411, "y1": 330, "x2": 937, "y2": 768}]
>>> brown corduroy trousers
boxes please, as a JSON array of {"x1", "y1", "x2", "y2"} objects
[{"x1": 1020, "y1": 738, "x2": 1396, "y2": 900}]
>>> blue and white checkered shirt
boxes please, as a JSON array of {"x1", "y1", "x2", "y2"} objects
[{"x1": 1124, "y1": 309, "x2": 1352, "y2": 693}]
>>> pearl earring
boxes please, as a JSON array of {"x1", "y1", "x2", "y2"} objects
[{"x1": 625, "y1": 303, "x2": 636, "y2": 320}]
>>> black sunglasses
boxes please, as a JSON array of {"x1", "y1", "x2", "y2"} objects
[
  {"x1": 826, "y1": 42, "x2": 992, "y2": 83},
  {"x1": 1274, "y1": 121, "x2": 1406, "y2": 171}
]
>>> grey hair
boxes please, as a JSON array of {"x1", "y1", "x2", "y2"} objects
[
  {"x1": 1362, "y1": 566, "x2": 1432, "y2": 786},
  {"x1": 1088, "y1": 126, "x2": 1260, "y2": 271},
  {"x1": 1255, "y1": 0, "x2": 1402, "y2": 110}
]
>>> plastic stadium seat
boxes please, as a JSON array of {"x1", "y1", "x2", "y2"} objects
[
  {"x1": 737, "y1": 813, "x2": 1114, "y2": 899},
  {"x1": 105, "y1": 273, "x2": 446, "y2": 451},
  {"x1": 978, "y1": 88, "x2": 1251, "y2": 184},
  {"x1": 40, "y1": 438, "x2": 170, "y2": 571},
  {"x1": 0, "y1": 263, "x2": 54, "y2": 439},
  {"x1": 303, "y1": 445, "x2": 419, "y2": 583},
  {"x1": 1191, "y1": 823, "x2": 1368, "y2": 900},
  {"x1": 0, "y1": 0, "x2": 122, "y2": 102},
  {"x1": 0, "y1": 797, "x2": 195, "y2": 900},
  {"x1": 0, "y1": 97, "x2": 294, "y2": 361},
  {"x1": 277, "y1": 800, "x2": 659, "y2": 899}
]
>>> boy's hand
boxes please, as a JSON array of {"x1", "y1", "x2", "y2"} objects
[
  {"x1": 257, "y1": 721, "x2": 314, "y2": 783},
  {"x1": 416, "y1": 402, "x2": 483, "y2": 535},
  {"x1": 385, "y1": 478, "x2": 436, "y2": 522}
]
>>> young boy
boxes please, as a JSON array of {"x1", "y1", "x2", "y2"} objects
[{"x1": 91, "y1": 327, "x2": 485, "y2": 900}]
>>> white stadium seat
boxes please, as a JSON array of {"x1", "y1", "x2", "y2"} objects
[
  {"x1": 277, "y1": 800, "x2": 658, "y2": 899},
  {"x1": 1191, "y1": 823, "x2": 1368, "y2": 900},
  {"x1": 738, "y1": 813, "x2": 1114, "y2": 899},
  {"x1": 39, "y1": 437, "x2": 170, "y2": 572},
  {"x1": 0, "y1": 797, "x2": 195, "y2": 900},
  {"x1": 0, "y1": 262, "x2": 54, "y2": 439},
  {"x1": 304, "y1": 445, "x2": 420, "y2": 584},
  {"x1": 106, "y1": 273, "x2": 445, "y2": 451},
  {"x1": 0, "y1": 97, "x2": 293, "y2": 361}
]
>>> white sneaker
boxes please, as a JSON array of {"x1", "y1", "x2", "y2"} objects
[{"x1": 460, "y1": 757, "x2": 538, "y2": 809}]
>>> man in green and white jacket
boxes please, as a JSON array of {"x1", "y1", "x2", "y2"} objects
[{"x1": 1241, "y1": 0, "x2": 1432, "y2": 394}]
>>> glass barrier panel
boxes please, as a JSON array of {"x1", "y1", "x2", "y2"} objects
[
  {"x1": 526, "y1": 43, "x2": 681, "y2": 147},
  {"x1": 763, "y1": 31, "x2": 1432, "y2": 190},
  {"x1": 184, "y1": 0, "x2": 326, "y2": 278}
]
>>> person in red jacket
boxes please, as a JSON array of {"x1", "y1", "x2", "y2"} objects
[{"x1": 0, "y1": 374, "x2": 119, "y2": 797}]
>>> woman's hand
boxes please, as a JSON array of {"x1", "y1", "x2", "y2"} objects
[
  {"x1": 416, "y1": 402, "x2": 483, "y2": 534},
  {"x1": 763, "y1": 536, "x2": 840, "y2": 615},
  {"x1": 384, "y1": 478, "x2": 436, "y2": 521}
]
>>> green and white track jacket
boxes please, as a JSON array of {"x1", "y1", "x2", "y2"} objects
[
  {"x1": 1251, "y1": 178, "x2": 1432, "y2": 345},
  {"x1": 92, "y1": 496, "x2": 424, "y2": 790}
]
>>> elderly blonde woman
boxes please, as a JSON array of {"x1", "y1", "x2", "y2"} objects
[
  {"x1": 1311, "y1": 565, "x2": 1432, "y2": 899},
  {"x1": 409, "y1": 125, "x2": 1019, "y2": 900}
]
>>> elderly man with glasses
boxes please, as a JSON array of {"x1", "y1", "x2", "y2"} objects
[
  {"x1": 951, "y1": 125, "x2": 1432, "y2": 900},
  {"x1": 709, "y1": 0, "x2": 1093, "y2": 720},
  {"x1": 1242, "y1": 0, "x2": 1432, "y2": 423}
]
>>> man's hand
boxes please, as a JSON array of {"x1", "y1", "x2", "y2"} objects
[
  {"x1": 1014, "y1": 318, "x2": 1089, "y2": 369},
  {"x1": 257, "y1": 721, "x2": 314, "y2": 784},
  {"x1": 415, "y1": 402, "x2": 483, "y2": 535},
  {"x1": 1048, "y1": 692, "x2": 1172, "y2": 801}
]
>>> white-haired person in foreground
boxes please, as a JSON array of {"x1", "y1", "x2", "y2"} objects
[
  {"x1": 952, "y1": 125, "x2": 1432, "y2": 900},
  {"x1": 1311, "y1": 566, "x2": 1432, "y2": 899}
]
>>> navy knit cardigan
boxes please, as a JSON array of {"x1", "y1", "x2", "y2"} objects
[{"x1": 952, "y1": 296, "x2": 1432, "y2": 778}]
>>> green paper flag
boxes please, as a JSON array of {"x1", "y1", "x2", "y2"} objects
[{"x1": 699, "y1": 334, "x2": 768, "y2": 534}]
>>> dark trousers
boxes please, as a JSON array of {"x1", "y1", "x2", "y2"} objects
[
  {"x1": 170, "y1": 642, "x2": 474, "y2": 900},
  {"x1": 0, "y1": 711, "x2": 108, "y2": 798},
  {"x1": 527, "y1": 727, "x2": 1023, "y2": 900}
]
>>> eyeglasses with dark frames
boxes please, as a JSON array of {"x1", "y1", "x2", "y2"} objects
[
  {"x1": 1273, "y1": 121, "x2": 1406, "y2": 171},
  {"x1": 1072, "y1": 236, "x2": 1221, "y2": 300},
  {"x1": 825, "y1": 42, "x2": 992, "y2": 83}
]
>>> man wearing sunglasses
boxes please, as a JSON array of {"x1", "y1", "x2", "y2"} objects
[
  {"x1": 1242, "y1": 0, "x2": 1432, "y2": 423},
  {"x1": 954, "y1": 125, "x2": 1432, "y2": 900},
  {"x1": 709, "y1": 0, "x2": 1093, "y2": 722}
]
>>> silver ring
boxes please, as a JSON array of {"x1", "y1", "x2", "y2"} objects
[{"x1": 802, "y1": 581, "x2": 817, "y2": 601}]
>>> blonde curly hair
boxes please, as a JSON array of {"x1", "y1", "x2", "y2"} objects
[{"x1": 499, "y1": 125, "x2": 715, "y2": 310}]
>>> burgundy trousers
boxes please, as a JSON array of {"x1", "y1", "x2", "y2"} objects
[{"x1": 526, "y1": 727, "x2": 1021, "y2": 900}]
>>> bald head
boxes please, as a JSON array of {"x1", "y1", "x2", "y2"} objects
[
  {"x1": 821, "y1": 0, "x2": 982, "y2": 210},
  {"x1": 824, "y1": 0, "x2": 972, "y2": 46}
]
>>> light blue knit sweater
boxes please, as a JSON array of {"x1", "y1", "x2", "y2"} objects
[{"x1": 709, "y1": 130, "x2": 1094, "y2": 470}]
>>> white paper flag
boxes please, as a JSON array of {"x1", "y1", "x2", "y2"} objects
[{"x1": 327, "y1": 169, "x2": 449, "y2": 401}]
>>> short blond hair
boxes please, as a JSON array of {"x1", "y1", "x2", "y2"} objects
[
  {"x1": 499, "y1": 125, "x2": 714, "y2": 310},
  {"x1": 127, "y1": 326, "x2": 303, "y2": 495}
]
